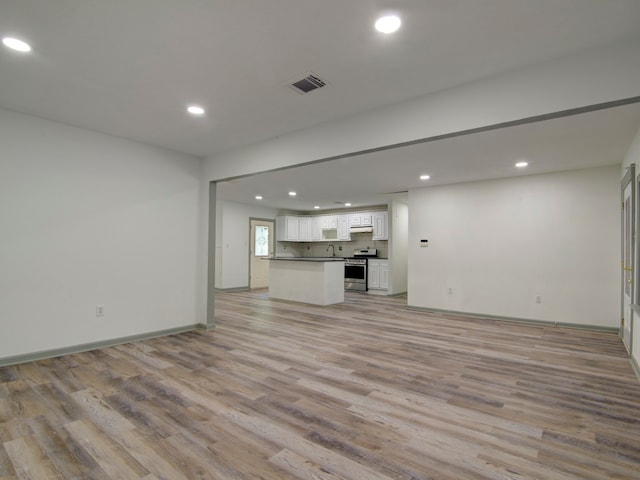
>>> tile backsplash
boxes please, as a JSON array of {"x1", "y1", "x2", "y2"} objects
[{"x1": 276, "y1": 232, "x2": 388, "y2": 258}]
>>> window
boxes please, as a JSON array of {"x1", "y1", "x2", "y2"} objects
[{"x1": 254, "y1": 225, "x2": 269, "y2": 256}]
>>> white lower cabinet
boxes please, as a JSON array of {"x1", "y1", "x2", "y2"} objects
[
  {"x1": 380, "y1": 263, "x2": 389, "y2": 289},
  {"x1": 368, "y1": 260, "x2": 389, "y2": 290}
]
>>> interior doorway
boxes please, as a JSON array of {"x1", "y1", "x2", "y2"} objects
[
  {"x1": 621, "y1": 164, "x2": 635, "y2": 352},
  {"x1": 249, "y1": 218, "x2": 274, "y2": 289}
]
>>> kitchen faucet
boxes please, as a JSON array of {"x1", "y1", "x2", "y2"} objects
[{"x1": 327, "y1": 244, "x2": 335, "y2": 257}]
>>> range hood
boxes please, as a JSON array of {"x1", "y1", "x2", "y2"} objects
[{"x1": 350, "y1": 226, "x2": 373, "y2": 233}]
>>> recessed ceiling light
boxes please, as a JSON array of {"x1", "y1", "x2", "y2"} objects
[
  {"x1": 255, "y1": 195, "x2": 263, "y2": 200},
  {"x1": 187, "y1": 105, "x2": 205, "y2": 115},
  {"x1": 2, "y1": 37, "x2": 32, "y2": 53},
  {"x1": 420, "y1": 174, "x2": 430, "y2": 180},
  {"x1": 288, "y1": 191, "x2": 297, "y2": 197},
  {"x1": 314, "y1": 205, "x2": 320, "y2": 209},
  {"x1": 375, "y1": 15, "x2": 401, "y2": 34},
  {"x1": 515, "y1": 161, "x2": 528, "y2": 168},
  {"x1": 344, "y1": 203, "x2": 352, "y2": 207}
]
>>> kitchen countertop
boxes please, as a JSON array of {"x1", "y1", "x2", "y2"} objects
[
  {"x1": 269, "y1": 257, "x2": 345, "y2": 262},
  {"x1": 270, "y1": 257, "x2": 389, "y2": 261}
]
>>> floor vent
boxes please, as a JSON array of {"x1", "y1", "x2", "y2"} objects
[{"x1": 289, "y1": 73, "x2": 327, "y2": 94}]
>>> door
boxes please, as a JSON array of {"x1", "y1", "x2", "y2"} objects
[
  {"x1": 621, "y1": 165, "x2": 635, "y2": 352},
  {"x1": 250, "y1": 219, "x2": 274, "y2": 289}
]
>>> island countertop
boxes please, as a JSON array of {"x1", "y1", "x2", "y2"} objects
[{"x1": 269, "y1": 257, "x2": 345, "y2": 262}]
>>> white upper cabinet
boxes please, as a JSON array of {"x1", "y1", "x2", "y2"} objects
[
  {"x1": 349, "y1": 213, "x2": 373, "y2": 227},
  {"x1": 277, "y1": 211, "x2": 387, "y2": 242},
  {"x1": 277, "y1": 215, "x2": 299, "y2": 241},
  {"x1": 372, "y1": 211, "x2": 388, "y2": 240},
  {"x1": 320, "y1": 215, "x2": 338, "y2": 230},
  {"x1": 311, "y1": 216, "x2": 322, "y2": 241},
  {"x1": 298, "y1": 216, "x2": 311, "y2": 241},
  {"x1": 337, "y1": 215, "x2": 351, "y2": 241}
]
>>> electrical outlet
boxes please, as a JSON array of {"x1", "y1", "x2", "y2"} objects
[
  {"x1": 536, "y1": 295, "x2": 542, "y2": 304},
  {"x1": 96, "y1": 305, "x2": 105, "y2": 317}
]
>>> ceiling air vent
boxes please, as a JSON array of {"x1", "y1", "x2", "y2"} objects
[{"x1": 289, "y1": 73, "x2": 327, "y2": 94}]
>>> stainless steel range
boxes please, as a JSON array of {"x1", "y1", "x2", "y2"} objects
[{"x1": 344, "y1": 249, "x2": 377, "y2": 292}]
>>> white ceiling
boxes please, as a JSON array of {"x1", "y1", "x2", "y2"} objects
[
  {"x1": 2, "y1": 1, "x2": 640, "y2": 211},
  {"x1": 2, "y1": 0, "x2": 640, "y2": 159}
]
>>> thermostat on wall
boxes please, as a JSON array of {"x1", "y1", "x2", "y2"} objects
[{"x1": 420, "y1": 239, "x2": 428, "y2": 247}]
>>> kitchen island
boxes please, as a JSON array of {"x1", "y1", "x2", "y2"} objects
[{"x1": 268, "y1": 257, "x2": 345, "y2": 305}]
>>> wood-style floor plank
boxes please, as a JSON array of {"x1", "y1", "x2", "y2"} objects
[
  {"x1": 1, "y1": 290, "x2": 640, "y2": 479},
  {"x1": 4, "y1": 436, "x2": 62, "y2": 480}
]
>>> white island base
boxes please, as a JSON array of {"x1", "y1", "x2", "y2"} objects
[{"x1": 268, "y1": 258, "x2": 345, "y2": 306}]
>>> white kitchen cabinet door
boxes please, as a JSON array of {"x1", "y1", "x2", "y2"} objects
[
  {"x1": 380, "y1": 261, "x2": 389, "y2": 289},
  {"x1": 311, "y1": 216, "x2": 322, "y2": 241},
  {"x1": 368, "y1": 261, "x2": 380, "y2": 289},
  {"x1": 360, "y1": 213, "x2": 373, "y2": 226},
  {"x1": 298, "y1": 216, "x2": 312, "y2": 241},
  {"x1": 372, "y1": 212, "x2": 388, "y2": 240},
  {"x1": 349, "y1": 213, "x2": 373, "y2": 227},
  {"x1": 325, "y1": 215, "x2": 338, "y2": 229},
  {"x1": 277, "y1": 216, "x2": 300, "y2": 241},
  {"x1": 286, "y1": 216, "x2": 299, "y2": 241},
  {"x1": 319, "y1": 215, "x2": 338, "y2": 230},
  {"x1": 368, "y1": 259, "x2": 388, "y2": 290},
  {"x1": 337, "y1": 215, "x2": 351, "y2": 241}
]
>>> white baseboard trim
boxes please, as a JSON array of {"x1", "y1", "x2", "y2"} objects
[
  {"x1": 407, "y1": 305, "x2": 619, "y2": 333},
  {"x1": 0, "y1": 323, "x2": 205, "y2": 367},
  {"x1": 630, "y1": 355, "x2": 640, "y2": 384},
  {"x1": 215, "y1": 286, "x2": 250, "y2": 292}
]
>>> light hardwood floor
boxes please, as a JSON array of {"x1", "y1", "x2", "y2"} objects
[{"x1": 1, "y1": 290, "x2": 640, "y2": 479}]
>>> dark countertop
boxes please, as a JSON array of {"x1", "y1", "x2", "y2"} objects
[{"x1": 269, "y1": 257, "x2": 345, "y2": 262}]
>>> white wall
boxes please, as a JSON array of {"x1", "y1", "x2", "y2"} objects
[
  {"x1": 408, "y1": 166, "x2": 620, "y2": 327},
  {"x1": 621, "y1": 127, "x2": 640, "y2": 367},
  {"x1": 0, "y1": 109, "x2": 202, "y2": 360},
  {"x1": 216, "y1": 200, "x2": 278, "y2": 289},
  {"x1": 389, "y1": 198, "x2": 408, "y2": 295},
  {"x1": 203, "y1": 38, "x2": 640, "y2": 182}
]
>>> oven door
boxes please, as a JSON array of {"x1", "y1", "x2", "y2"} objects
[{"x1": 344, "y1": 263, "x2": 367, "y2": 291}]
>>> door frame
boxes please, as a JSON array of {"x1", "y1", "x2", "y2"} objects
[
  {"x1": 621, "y1": 164, "x2": 635, "y2": 353},
  {"x1": 248, "y1": 217, "x2": 275, "y2": 290}
]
